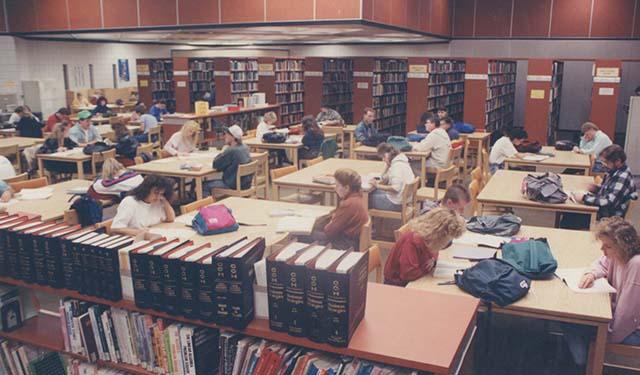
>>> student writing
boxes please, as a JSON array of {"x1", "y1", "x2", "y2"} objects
[
  {"x1": 68, "y1": 111, "x2": 102, "y2": 146},
  {"x1": 205, "y1": 125, "x2": 253, "y2": 192},
  {"x1": 488, "y1": 128, "x2": 527, "y2": 173},
  {"x1": 369, "y1": 143, "x2": 415, "y2": 212},
  {"x1": 163, "y1": 121, "x2": 199, "y2": 156}
]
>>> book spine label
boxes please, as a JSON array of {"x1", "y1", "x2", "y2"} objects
[
  {"x1": 266, "y1": 258, "x2": 287, "y2": 332},
  {"x1": 305, "y1": 268, "x2": 328, "y2": 343},
  {"x1": 162, "y1": 259, "x2": 180, "y2": 315},
  {"x1": 284, "y1": 264, "x2": 306, "y2": 337},
  {"x1": 179, "y1": 262, "x2": 199, "y2": 318},
  {"x1": 197, "y1": 263, "x2": 216, "y2": 321},
  {"x1": 326, "y1": 272, "x2": 350, "y2": 347},
  {"x1": 213, "y1": 258, "x2": 230, "y2": 325},
  {"x1": 148, "y1": 256, "x2": 164, "y2": 310},
  {"x1": 130, "y1": 253, "x2": 151, "y2": 308},
  {"x1": 33, "y1": 236, "x2": 48, "y2": 285},
  {"x1": 228, "y1": 244, "x2": 264, "y2": 329},
  {"x1": 17, "y1": 233, "x2": 34, "y2": 282},
  {"x1": 60, "y1": 239, "x2": 75, "y2": 289}
]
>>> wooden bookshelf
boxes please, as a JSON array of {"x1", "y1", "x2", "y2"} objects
[
  {"x1": 548, "y1": 61, "x2": 564, "y2": 144},
  {"x1": 275, "y1": 58, "x2": 305, "y2": 127},
  {"x1": 428, "y1": 59, "x2": 466, "y2": 122},
  {"x1": 230, "y1": 58, "x2": 259, "y2": 105},
  {"x1": 373, "y1": 58, "x2": 408, "y2": 134},
  {"x1": 322, "y1": 58, "x2": 354, "y2": 124},
  {"x1": 485, "y1": 60, "x2": 516, "y2": 132},
  {"x1": 150, "y1": 59, "x2": 175, "y2": 113},
  {"x1": 188, "y1": 58, "x2": 215, "y2": 108},
  {"x1": 0, "y1": 276, "x2": 477, "y2": 374}
]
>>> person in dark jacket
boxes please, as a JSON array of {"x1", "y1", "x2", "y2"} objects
[
  {"x1": 299, "y1": 115, "x2": 325, "y2": 160},
  {"x1": 91, "y1": 96, "x2": 109, "y2": 116},
  {"x1": 16, "y1": 108, "x2": 44, "y2": 138},
  {"x1": 205, "y1": 125, "x2": 252, "y2": 193},
  {"x1": 38, "y1": 122, "x2": 78, "y2": 154},
  {"x1": 111, "y1": 121, "x2": 139, "y2": 165}
]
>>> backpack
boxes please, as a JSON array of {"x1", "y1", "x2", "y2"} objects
[
  {"x1": 454, "y1": 122, "x2": 476, "y2": 134},
  {"x1": 454, "y1": 258, "x2": 531, "y2": 307},
  {"x1": 83, "y1": 142, "x2": 113, "y2": 155},
  {"x1": 516, "y1": 140, "x2": 542, "y2": 153},
  {"x1": 466, "y1": 213, "x2": 522, "y2": 237},
  {"x1": 361, "y1": 133, "x2": 389, "y2": 147},
  {"x1": 521, "y1": 172, "x2": 568, "y2": 204},
  {"x1": 191, "y1": 204, "x2": 239, "y2": 236},
  {"x1": 321, "y1": 138, "x2": 338, "y2": 159},
  {"x1": 70, "y1": 194, "x2": 103, "y2": 227},
  {"x1": 115, "y1": 136, "x2": 139, "y2": 159},
  {"x1": 386, "y1": 136, "x2": 412, "y2": 152},
  {"x1": 407, "y1": 133, "x2": 426, "y2": 142},
  {"x1": 501, "y1": 238, "x2": 558, "y2": 280},
  {"x1": 262, "y1": 132, "x2": 286, "y2": 144},
  {"x1": 555, "y1": 140, "x2": 576, "y2": 151}
]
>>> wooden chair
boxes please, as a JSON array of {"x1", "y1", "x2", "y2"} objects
[
  {"x1": 481, "y1": 149, "x2": 491, "y2": 186},
  {"x1": 394, "y1": 223, "x2": 410, "y2": 241},
  {"x1": 624, "y1": 197, "x2": 639, "y2": 223},
  {"x1": 147, "y1": 126, "x2": 162, "y2": 151},
  {"x1": 136, "y1": 143, "x2": 154, "y2": 156},
  {"x1": 4, "y1": 173, "x2": 28, "y2": 184},
  {"x1": 366, "y1": 245, "x2": 383, "y2": 283},
  {"x1": 63, "y1": 209, "x2": 79, "y2": 225},
  {"x1": 369, "y1": 176, "x2": 420, "y2": 227},
  {"x1": 88, "y1": 149, "x2": 117, "y2": 180},
  {"x1": 10, "y1": 176, "x2": 48, "y2": 193},
  {"x1": 133, "y1": 156, "x2": 145, "y2": 165},
  {"x1": 180, "y1": 196, "x2": 215, "y2": 215},
  {"x1": 252, "y1": 152, "x2": 269, "y2": 199},
  {"x1": 269, "y1": 165, "x2": 323, "y2": 204},
  {"x1": 463, "y1": 138, "x2": 478, "y2": 177},
  {"x1": 358, "y1": 217, "x2": 372, "y2": 252},
  {"x1": 416, "y1": 165, "x2": 458, "y2": 202},
  {"x1": 301, "y1": 156, "x2": 323, "y2": 168},
  {"x1": 212, "y1": 160, "x2": 258, "y2": 199},
  {"x1": 468, "y1": 178, "x2": 481, "y2": 216},
  {"x1": 0, "y1": 144, "x2": 21, "y2": 173},
  {"x1": 447, "y1": 145, "x2": 464, "y2": 182},
  {"x1": 603, "y1": 343, "x2": 640, "y2": 371},
  {"x1": 322, "y1": 126, "x2": 345, "y2": 156}
]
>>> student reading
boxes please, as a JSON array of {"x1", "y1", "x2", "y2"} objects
[
  {"x1": 573, "y1": 122, "x2": 613, "y2": 173},
  {"x1": 88, "y1": 158, "x2": 143, "y2": 201},
  {"x1": 384, "y1": 207, "x2": 466, "y2": 286},
  {"x1": 412, "y1": 115, "x2": 451, "y2": 169},
  {"x1": 163, "y1": 121, "x2": 199, "y2": 156},
  {"x1": 420, "y1": 184, "x2": 470, "y2": 215},
  {"x1": 299, "y1": 116, "x2": 325, "y2": 161},
  {"x1": 91, "y1": 96, "x2": 109, "y2": 116},
  {"x1": 45, "y1": 107, "x2": 70, "y2": 132},
  {"x1": 69, "y1": 111, "x2": 102, "y2": 146},
  {"x1": 354, "y1": 107, "x2": 378, "y2": 143},
  {"x1": 205, "y1": 125, "x2": 253, "y2": 192},
  {"x1": 111, "y1": 122, "x2": 139, "y2": 165},
  {"x1": 369, "y1": 143, "x2": 416, "y2": 211},
  {"x1": 256, "y1": 112, "x2": 289, "y2": 165},
  {"x1": 111, "y1": 175, "x2": 176, "y2": 236},
  {"x1": 488, "y1": 128, "x2": 527, "y2": 173},
  {"x1": 316, "y1": 106, "x2": 344, "y2": 126},
  {"x1": 134, "y1": 105, "x2": 159, "y2": 143}
]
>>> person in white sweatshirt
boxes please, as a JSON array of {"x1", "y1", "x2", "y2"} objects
[
  {"x1": 412, "y1": 116, "x2": 451, "y2": 169},
  {"x1": 163, "y1": 120, "x2": 200, "y2": 156},
  {"x1": 369, "y1": 143, "x2": 416, "y2": 211},
  {"x1": 256, "y1": 111, "x2": 277, "y2": 141},
  {"x1": 574, "y1": 122, "x2": 613, "y2": 173}
]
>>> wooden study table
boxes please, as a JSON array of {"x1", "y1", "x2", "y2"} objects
[
  {"x1": 504, "y1": 146, "x2": 591, "y2": 175},
  {"x1": 478, "y1": 170, "x2": 599, "y2": 228},
  {"x1": 95, "y1": 124, "x2": 141, "y2": 140},
  {"x1": 6, "y1": 179, "x2": 91, "y2": 221},
  {"x1": 36, "y1": 148, "x2": 92, "y2": 180},
  {"x1": 353, "y1": 144, "x2": 429, "y2": 187},
  {"x1": 407, "y1": 225, "x2": 611, "y2": 375},
  {"x1": 0, "y1": 136, "x2": 43, "y2": 150},
  {"x1": 272, "y1": 158, "x2": 385, "y2": 206},
  {"x1": 244, "y1": 133, "x2": 337, "y2": 167}
]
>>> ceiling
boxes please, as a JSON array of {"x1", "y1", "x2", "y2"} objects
[{"x1": 23, "y1": 24, "x2": 447, "y2": 46}]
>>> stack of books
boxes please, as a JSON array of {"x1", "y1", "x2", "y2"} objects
[{"x1": 0, "y1": 340, "x2": 66, "y2": 375}]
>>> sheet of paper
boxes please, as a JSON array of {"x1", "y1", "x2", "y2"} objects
[
  {"x1": 433, "y1": 260, "x2": 471, "y2": 279},
  {"x1": 555, "y1": 268, "x2": 616, "y2": 294},
  {"x1": 269, "y1": 209, "x2": 327, "y2": 218},
  {"x1": 451, "y1": 247, "x2": 497, "y2": 261},
  {"x1": 17, "y1": 187, "x2": 54, "y2": 200},
  {"x1": 67, "y1": 187, "x2": 89, "y2": 195},
  {"x1": 286, "y1": 135, "x2": 303, "y2": 144},
  {"x1": 453, "y1": 232, "x2": 509, "y2": 248},
  {"x1": 148, "y1": 228, "x2": 195, "y2": 240},
  {"x1": 361, "y1": 173, "x2": 381, "y2": 191},
  {"x1": 175, "y1": 212, "x2": 197, "y2": 225},
  {"x1": 54, "y1": 148, "x2": 85, "y2": 156},
  {"x1": 522, "y1": 154, "x2": 551, "y2": 162},
  {"x1": 276, "y1": 216, "x2": 317, "y2": 235}
]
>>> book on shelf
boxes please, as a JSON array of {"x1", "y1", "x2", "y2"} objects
[
  {"x1": 0, "y1": 340, "x2": 67, "y2": 375},
  {"x1": 129, "y1": 238, "x2": 180, "y2": 309}
]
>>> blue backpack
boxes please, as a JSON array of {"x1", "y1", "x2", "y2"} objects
[
  {"x1": 386, "y1": 136, "x2": 412, "y2": 152},
  {"x1": 455, "y1": 258, "x2": 531, "y2": 307},
  {"x1": 70, "y1": 194, "x2": 103, "y2": 227},
  {"x1": 454, "y1": 122, "x2": 476, "y2": 134},
  {"x1": 407, "y1": 133, "x2": 426, "y2": 142},
  {"x1": 501, "y1": 238, "x2": 558, "y2": 280}
]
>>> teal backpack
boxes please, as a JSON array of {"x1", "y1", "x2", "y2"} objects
[
  {"x1": 501, "y1": 238, "x2": 558, "y2": 280},
  {"x1": 386, "y1": 136, "x2": 412, "y2": 152}
]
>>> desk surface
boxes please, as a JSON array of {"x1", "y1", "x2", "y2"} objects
[
  {"x1": 478, "y1": 170, "x2": 599, "y2": 214},
  {"x1": 36, "y1": 148, "x2": 91, "y2": 161},
  {"x1": 273, "y1": 158, "x2": 385, "y2": 190},
  {"x1": 408, "y1": 225, "x2": 611, "y2": 323},
  {"x1": 244, "y1": 133, "x2": 337, "y2": 149},
  {"x1": 0, "y1": 137, "x2": 44, "y2": 150},
  {"x1": 353, "y1": 145, "x2": 427, "y2": 158},
  {"x1": 506, "y1": 146, "x2": 591, "y2": 169},
  {"x1": 95, "y1": 124, "x2": 139, "y2": 136},
  {"x1": 128, "y1": 150, "x2": 262, "y2": 178},
  {"x1": 163, "y1": 104, "x2": 280, "y2": 121},
  {"x1": 7, "y1": 179, "x2": 91, "y2": 221}
]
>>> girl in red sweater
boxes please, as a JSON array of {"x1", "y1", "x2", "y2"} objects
[{"x1": 384, "y1": 207, "x2": 466, "y2": 286}]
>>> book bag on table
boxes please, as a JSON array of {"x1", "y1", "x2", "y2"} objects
[
  {"x1": 407, "y1": 133, "x2": 426, "y2": 142},
  {"x1": 501, "y1": 238, "x2": 558, "y2": 279},
  {"x1": 555, "y1": 140, "x2": 576, "y2": 151},
  {"x1": 521, "y1": 172, "x2": 568, "y2": 204},
  {"x1": 70, "y1": 194, "x2": 103, "y2": 227},
  {"x1": 82, "y1": 141, "x2": 113, "y2": 155},
  {"x1": 516, "y1": 140, "x2": 542, "y2": 153},
  {"x1": 361, "y1": 133, "x2": 389, "y2": 147},
  {"x1": 466, "y1": 213, "x2": 522, "y2": 237},
  {"x1": 454, "y1": 122, "x2": 476, "y2": 134},
  {"x1": 192, "y1": 204, "x2": 239, "y2": 235},
  {"x1": 386, "y1": 136, "x2": 412, "y2": 152},
  {"x1": 454, "y1": 258, "x2": 531, "y2": 307},
  {"x1": 262, "y1": 132, "x2": 287, "y2": 144}
]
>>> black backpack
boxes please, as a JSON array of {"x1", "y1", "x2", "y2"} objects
[
  {"x1": 466, "y1": 214, "x2": 522, "y2": 237},
  {"x1": 262, "y1": 132, "x2": 286, "y2": 144},
  {"x1": 555, "y1": 140, "x2": 576, "y2": 151},
  {"x1": 83, "y1": 142, "x2": 113, "y2": 155},
  {"x1": 521, "y1": 172, "x2": 568, "y2": 204},
  {"x1": 115, "y1": 136, "x2": 139, "y2": 159},
  {"x1": 70, "y1": 194, "x2": 103, "y2": 227},
  {"x1": 454, "y1": 258, "x2": 531, "y2": 307}
]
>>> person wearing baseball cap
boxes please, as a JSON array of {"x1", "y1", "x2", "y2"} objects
[
  {"x1": 205, "y1": 124, "x2": 253, "y2": 193},
  {"x1": 69, "y1": 110, "x2": 102, "y2": 146}
]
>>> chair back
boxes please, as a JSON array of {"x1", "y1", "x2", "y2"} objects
[
  {"x1": 358, "y1": 217, "x2": 372, "y2": 252},
  {"x1": 468, "y1": 179, "x2": 481, "y2": 216},
  {"x1": 366, "y1": 245, "x2": 383, "y2": 283},
  {"x1": 604, "y1": 343, "x2": 640, "y2": 370},
  {"x1": 252, "y1": 152, "x2": 269, "y2": 199},
  {"x1": 147, "y1": 126, "x2": 162, "y2": 149},
  {"x1": 320, "y1": 138, "x2": 338, "y2": 159},
  {"x1": 394, "y1": 223, "x2": 411, "y2": 241},
  {"x1": 235, "y1": 160, "x2": 259, "y2": 193},
  {"x1": 306, "y1": 156, "x2": 323, "y2": 167},
  {"x1": 0, "y1": 144, "x2": 20, "y2": 173},
  {"x1": 323, "y1": 126, "x2": 345, "y2": 151},
  {"x1": 270, "y1": 164, "x2": 298, "y2": 200},
  {"x1": 91, "y1": 148, "x2": 117, "y2": 177},
  {"x1": 481, "y1": 149, "x2": 491, "y2": 185},
  {"x1": 136, "y1": 143, "x2": 154, "y2": 156},
  {"x1": 624, "y1": 197, "x2": 639, "y2": 223},
  {"x1": 401, "y1": 177, "x2": 421, "y2": 223},
  {"x1": 180, "y1": 196, "x2": 215, "y2": 215},
  {"x1": 432, "y1": 165, "x2": 458, "y2": 200},
  {"x1": 4, "y1": 173, "x2": 28, "y2": 184},
  {"x1": 10, "y1": 176, "x2": 48, "y2": 193}
]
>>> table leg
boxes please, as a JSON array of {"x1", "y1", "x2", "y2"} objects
[
  {"x1": 275, "y1": 184, "x2": 281, "y2": 201},
  {"x1": 76, "y1": 161, "x2": 84, "y2": 180},
  {"x1": 349, "y1": 135, "x2": 356, "y2": 159},
  {"x1": 583, "y1": 168, "x2": 589, "y2": 176},
  {"x1": 477, "y1": 140, "x2": 483, "y2": 168},
  {"x1": 292, "y1": 149, "x2": 299, "y2": 169},
  {"x1": 421, "y1": 157, "x2": 426, "y2": 187},
  {"x1": 37, "y1": 157, "x2": 44, "y2": 178},
  {"x1": 586, "y1": 322, "x2": 607, "y2": 375},
  {"x1": 363, "y1": 191, "x2": 369, "y2": 210},
  {"x1": 589, "y1": 212, "x2": 597, "y2": 229},
  {"x1": 195, "y1": 177, "x2": 203, "y2": 201}
]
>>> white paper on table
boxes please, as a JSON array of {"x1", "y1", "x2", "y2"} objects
[
  {"x1": 175, "y1": 212, "x2": 198, "y2": 225},
  {"x1": 555, "y1": 268, "x2": 616, "y2": 294},
  {"x1": 0, "y1": 199, "x2": 18, "y2": 208},
  {"x1": 567, "y1": 190, "x2": 589, "y2": 204},
  {"x1": 433, "y1": 260, "x2": 471, "y2": 279},
  {"x1": 522, "y1": 154, "x2": 551, "y2": 162},
  {"x1": 269, "y1": 208, "x2": 328, "y2": 218},
  {"x1": 67, "y1": 187, "x2": 89, "y2": 195},
  {"x1": 17, "y1": 187, "x2": 54, "y2": 200},
  {"x1": 286, "y1": 135, "x2": 303, "y2": 144},
  {"x1": 453, "y1": 232, "x2": 510, "y2": 249},
  {"x1": 451, "y1": 247, "x2": 497, "y2": 260},
  {"x1": 148, "y1": 228, "x2": 195, "y2": 240},
  {"x1": 54, "y1": 148, "x2": 85, "y2": 156},
  {"x1": 276, "y1": 216, "x2": 318, "y2": 235}
]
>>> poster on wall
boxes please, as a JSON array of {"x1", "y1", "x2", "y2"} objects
[{"x1": 118, "y1": 59, "x2": 130, "y2": 82}]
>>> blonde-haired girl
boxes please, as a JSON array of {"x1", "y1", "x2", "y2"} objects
[
  {"x1": 163, "y1": 120, "x2": 200, "y2": 156},
  {"x1": 88, "y1": 157, "x2": 143, "y2": 201},
  {"x1": 384, "y1": 207, "x2": 466, "y2": 286}
]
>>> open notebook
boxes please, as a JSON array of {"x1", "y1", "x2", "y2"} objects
[
  {"x1": 555, "y1": 268, "x2": 616, "y2": 294},
  {"x1": 453, "y1": 232, "x2": 510, "y2": 249}
]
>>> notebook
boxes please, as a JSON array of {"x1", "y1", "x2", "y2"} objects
[
  {"x1": 275, "y1": 216, "x2": 318, "y2": 235},
  {"x1": 522, "y1": 154, "x2": 551, "y2": 162},
  {"x1": 555, "y1": 268, "x2": 616, "y2": 294},
  {"x1": 453, "y1": 232, "x2": 509, "y2": 249},
  {"x1": 451, "y1": 247, "x2": 497, "y2": 261},
  {"x1": 312, "y1": 175, "x2": 336, "y2": 185}
]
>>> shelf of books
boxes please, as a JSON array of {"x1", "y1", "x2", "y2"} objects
[
  {"x1": 275, "y1": 58, "x2": 305, "y2": 127},
  {"x1": 485, "y1": 60, "x2": 517, "y2": 132},
  {"x1": 322, "y1": 58, "x2": 354, "y2": 124},
  {"x1": 428, "y1": 59, "x2": 466, "y2": 122},
  {"x1": 150, "y1": 59, "x2": 176, "y2": 113},
  {"x1": 547, "y1": 61, "x2": 564, "y2": 144},
  {"x1": 188, "y1": 59, "x2": 215, "y2": 109},
  {"x1": 230, "y1": 58, "x2": 259, "y2": 105},
  {"x1": 373, "y1": 59, "x2": 408, "y2": 134}
]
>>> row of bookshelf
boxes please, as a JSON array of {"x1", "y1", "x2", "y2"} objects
[
  {"x1": 275, "y1": 82, "x2": 303, "y2": 93},
  {"x1": 485, "y1": 60, "x2": 517, "y2": 131},
  {"x1": 189, "y1": 71, "x2": 214, "y2": 81},
  {"x1": 429, "y1": 83, "x2": 464, "y2": 97},
  {"x1": 428, "y1": 94, "x2": 464, "y2": 109},
  {"x1": 429, "y1": 60, "x2": 465, "y2": 73},
  {"x1": 323, "y1": 59, "x2": 353, "y2": 71},
  {"x1": 231, "y1": 60, "x2": 258, "y2": 71},
  {"x1": 231, "y1": 72, "x2": 258, "y2": 81},
  {"x1": 322, "y1": 58, "x2": 354, "y2": 124},
  {"x1": 548, "y1": 60, "x2": 564, "y2": 143},
  {"x1": 373, "y1": 59, "x2": 407, "y2": 133},
  {"x1": 275, "y1": 59, "x2": 304, "y2": 71},
  {"x1": 487, "y1": 74, "x2": 516, "y2": 87},
  {"x1": 373, "y1": 93, "x2": 407, "y2": 108},
  {"x1": 275, "y1": 59, "x2": 305, "y2": 126},
  {"x1": 275, "y1": 72, "x2": 304, "y2": 81},
  {"x1": 488, "y1": 60, "x2": 516, "y2": 74},
  {"x1": 323, "y1": 72, "x2": 352, "y2": 82},
  {"x1": 429, "y1": 74, "x2": 465, "y2": 85},
  {"x1": 231, "y1": 82, "x2": 258, "y2": 93},
  {"x1": 487, "y1": 84, "x2": 516, "y2": 99},
  {"x1": 373, "y1": 72, "x2": 407, "y2": 84},
  {"x1": 276, "y1": 93, "x2": 304, "y2": 103},
  {"x1": 280, "y1": 103, "x2": 304, "y2": 115},
  {"x1": 280, "y1": 113, "x2": 304, "y2": 126},
  {"x1": 374, "y1": 59, "x2": 408, "y2": 72},
  {"x1": 372, "y1": 83, "x2": 407, "y2": 96}
]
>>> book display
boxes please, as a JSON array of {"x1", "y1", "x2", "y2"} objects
[
  {"x1": 275, "y1": 58, "x2": 305, "y2": 127},
  {"x1": 428, "y1": 59, "x2": 466, "y2": 122},
  {"x1": 485, "y1": 60, "x2": 517, "y2": 132},
  {"x1": 188, "y1": 59, "x2": 215, "y2": 109},
  {"x1": 322, "y1": 58, "x2": 354, "y2": 124},
  {"x1": 373, "y1": 59, "x2": 408, "y2": 134},
  {"x1": 230, "y1": 58, "x2": 259, "y2": 105},
  {"x1": 150, "y1": 59, "x2": 176, "y2": 112},
  {"x1": 548, "y1": 61, "x2": 564, "y2": 144}
]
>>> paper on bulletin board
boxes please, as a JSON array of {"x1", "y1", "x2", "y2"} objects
[
  {"x1": 177, "y1": 81, "x2": 186, "y2": 87},
  {"x1": 136, "y1": 64, "x2": 150, "y2": 75},
  {"x1": 139, "y1": 79, "x2": 149, "y2": 87},
  {"x1": 598, "y1": 87, "x2": 614, "y2": 96},
  {"x1": 530, "y1": 89, "x2": 545, "y2": 99},
  {"x1": 195, "y1": 101, "x2": 210, "y2": 115},
  {"x1": 357, "y1": 82, "x2": 369, "y2": 89},
  {"x1": 596, "y1": 67, "x2": 619, "y2": 77}
]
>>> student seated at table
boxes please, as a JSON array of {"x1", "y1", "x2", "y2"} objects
[
  {"x1": 488, "y1": 128, "x2": 527, "y2": 173},
  {"x1": 299, "y1": 116, "x2": 325, "y2": 161},
  {"x1": 89, "y1": 158, "x2": 143, "y2": 201},
  {"x1": 412, "y1": 115, "x2": 451, "y2": 169},
  {"x1": 420, "y1": 184, "x2": 470, "y2": 216},
  {"x1": 439, "y1": 117, "x2": 459, "y2": 140},
  {"x1": 384, "y1": 207, "x2": 466, "y2": 286},
  {"x1": 39, "y1": 122, "x2": 77, "y2": 153},
  {"x1": 134, "y1": 105, "x2": 159, "y2": 143},
  {"x1": 69, "y1": 111, "x2": 102, "y2": 146},
  {"x1": 0, "y1": 180, "x2": 14, "y2": 202},
  {"x1": 72, "y1": 93, "x2": 90, "y2": 108},
  {"x1": 573, "y1": 122, "x2": 612, "y2": 173},
  {"x1": 16, "y1": 107, "x2": 44, "y2": 138},
  {"x1": 256, "y1": 111, "x2": 289, "y2": 165},
  {"x1": 563, "y1": 217, "x2": 640, "y2": 366},
  {"x1": 45, "y1": 107, "x2": 70, "y2": 132},
  {"x1": 163, "y1": 120, "x2": 199, "y2": 156},
  {"x1": 8, "y1": 106, "x2": 37, "y2": 126},
  {"x1": 111, "y1": 122, "x2": 139, "y2": 166},
  {"x1": 91, "y1": 96, "x2": 109, "y2": 116},
  {"x1": 316, "y1": 106, "x2": 344, "y2": 126},
  {"x1": 416, "y1": 112, "x2": 435, "y2": 134},
  {"x1": 573, "y1": 145, "x2": 637, "y2": 219},
  {"x1": 309, "y1": 168, "x2": 369, "y2": 250},
  {"x1": 354, "y1": 107, "x2": 379, "y2": 143},
  {"x1": 0, "y1": 156, "x2": 16, "y2": 180},
  {"x1": 149, "y1": 100, "x2": 168, "y2": 122},
  {"x1": 369, "y1": 143, "x2": 415, "y2": 212},
  {"x1": 111, "y1": 175, "x2": 176, "y2": 236},
  {"x1": 204, "y1": 125, "x2": 252, "y2": 192}
]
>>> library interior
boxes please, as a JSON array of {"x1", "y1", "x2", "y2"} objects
[{"x1": 0, "y1": 0, "x2": 639, "y2": 374}]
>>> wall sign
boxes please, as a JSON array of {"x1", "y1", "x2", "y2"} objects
[
  {"x1": 305, "y1": 71, "x2": 322, "y2": 77},
  {"x1": 139, "y1": 79, "x2": 148, "y2": 87},
  {"x1": 530, "y1": 89, "x2": 545, "y2": 99},
  {"x1": 464, "y1": 74, "x2": 488, "y2": 80},
  {"x1": 409, "y1": 65, "x2": 428, "y2": 74},
  {"x1": 593, "y1": 76, "x2": 621, "y2": 83},
  {"x1": 136, "y1": 64, "x2": 149, "y2": 75},
  {"x1": 527, "y1": 75, "x2": 552, "y2": 82},
  {"x1": 357, "y1": 82, "x2": 369, "y2": 89},
  {"x1": 258, "y1": 64, "x2": 274, "y2": 72},
  {"x1": 595, "y1": 67, "x2": 619, "y2": 77},
  {"x1": 177, "y1": 81, "x2": 186, "y2": 87},
  {"x1": 598, "y1": 87, "x2": 614, "y2": 96}
]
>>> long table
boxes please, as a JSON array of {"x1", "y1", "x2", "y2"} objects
[
  {"x1": 407, "y1": 225, "x2": 611, "y2": 375},
  {"x1": 504, "y1": 146, "x2": 591, "y2": 175},
  {"x1": 6, "y1": 179, "x2": 91, "y2": 221},
  {"x1": 352, "y1": 145, "x2": 428, "y2": 186},
  {"x1": 244, "y1": 133, "x2": 337, "y2": 167},
  {"x1": 478, "y1": 170, "x2": 599, "y2": 228},
  {"x1": 0, "y1": 136, "x2": 44, "y2": 151}
]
